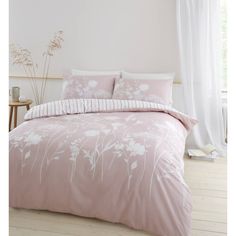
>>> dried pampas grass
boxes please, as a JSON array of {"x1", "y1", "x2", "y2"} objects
[{"x1": 10, "y1": 30, "x2": 64, "y2": 105}]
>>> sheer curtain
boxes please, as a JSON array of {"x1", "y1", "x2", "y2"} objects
[{"x1": 176, "y1": 0, "x2": 226, "y2": 154}]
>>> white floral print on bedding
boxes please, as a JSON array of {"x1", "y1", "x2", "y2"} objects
[
  {"x1": 112, "y1": 78, "x2": 173, "y2": 105},
  {"x1": 62, "y1": 74, "x2": 119, "y2": 99},
  {"x1": 10, "y1": 104, "x2": 195, "y2": 236},
  {"x1": 10, "y1": 99, "x2": 197, "y2": 236}
]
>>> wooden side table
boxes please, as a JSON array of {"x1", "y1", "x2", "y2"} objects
[{"x1": 9, "y1": 100, "x2": 33, "y2": 131}]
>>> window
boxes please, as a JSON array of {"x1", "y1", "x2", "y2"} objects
[{"x1": 221, "y1": 0, "x2": 227, "y2": 91}]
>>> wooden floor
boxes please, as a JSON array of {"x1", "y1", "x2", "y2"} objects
[{"x1": 9, "y1": 157, "x2": 227, "y2": 236}]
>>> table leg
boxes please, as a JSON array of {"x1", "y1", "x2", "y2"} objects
[
  {"x1": 26, "y1": 104, "x2": 30, "y2": 110},
  {"x1": 14, "y1": 106, "x2": 18, "y2": 128},
  {"x1": 9, "y1": 106, "x2": 13, "y2": 132}
]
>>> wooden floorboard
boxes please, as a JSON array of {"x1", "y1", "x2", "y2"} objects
[
  {"x1": 9, "y1": 157, "x2": 227, "y2": 236},
  {"x1": 10, "y1": 227, "x2": 72, "y2": 236}
]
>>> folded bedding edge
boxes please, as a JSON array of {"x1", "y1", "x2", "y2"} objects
[{"x1": 24, "y1": 99, "x2": 198, "y2": 131}]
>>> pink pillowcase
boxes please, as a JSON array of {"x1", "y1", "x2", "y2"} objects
[
  {"x1": 62, "y1": 75, "x2": 119, "y2": 99},
  {"x1": 112, "y1": 78, "x2": 173, "y2": 105}
]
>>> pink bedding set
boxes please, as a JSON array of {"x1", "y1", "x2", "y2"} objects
[
  {"x1": 113, "y1": 78, "x2": 173, "y2": 105},
  {"x1": 9, "y1": 99, "x2": 197, "y2": 236},
  {"x1": 62, "y1": 74, "x2": 119, "y2": 99}
]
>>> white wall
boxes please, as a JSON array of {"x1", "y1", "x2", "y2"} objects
[
  {"x1": 10, "y1": 0, "x2": 180, "y2": 77},
  {"x1": 9, "y1": 0, "x2": 184, "y2": 125}
]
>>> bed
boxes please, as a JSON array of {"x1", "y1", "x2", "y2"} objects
[{"x1": 9, "y1": 98, "x2": 196, "y2": 236}]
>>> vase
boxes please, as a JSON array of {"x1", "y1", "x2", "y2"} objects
[{"x1": 12, "y1": 87, "x2": 20, "y2": 102}]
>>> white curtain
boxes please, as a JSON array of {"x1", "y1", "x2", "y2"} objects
[{"x1": 176, "y1": 0, "x2": 226, "y2": 154}]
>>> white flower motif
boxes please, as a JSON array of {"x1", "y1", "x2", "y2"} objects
[
  {"x1": 105, "y1": 116, "x2": 120, "y2": 120},
  {"x1": 94, "y1": 90, "x2": 110, "y2": 98},
  {"x1": 42, "y1": 124, "x2": 64, "y2": 130},
  {"x1": 70, "y1": 144, "x2": 79, "y2": 161},
  {"x1": 83, "y1": 150, "x2": 97, "y2": 171},
  {"x1": 112, "y1": 123, "x2": 122, "y2": 130},
  {"x1": 126, "y1": 140, "x2": 145, "y2": 156},
  {"x1": 11, "y1": 136, "x2": 23, "y2": 142},
  {"x1": 132, "y1": 132, "x2": 146, "y2": 138},
  {"x1": 88, "y1": 80, "x2": 98, "y2": 88},
  {"x1": 24, "y1": 133, "x2": 42, "y2": 145},
  {"x1": 115, "y1": 143, "x2": 124, "y2": 150},
  {"x1": 133, "y1": 90, "x2": 141, "y2": 95},
  {"x1": 165, "y1": 121, "x2": 177, "y2": 132},
  {"x1": 84, "y1": 130, "x2": 100, "y2": 137},
  {"x1": 131, "y1": 160, "x2": 138, "y2": 170},
  {"x1": 113, "y1": 143, "x2": 124, "y2": 157},
  {"x1": 24, "y1": 151, "x2": 31, "y2": 160},
  {"x1": 139, "y1": 84, "x2": 149, "y2": 91}
]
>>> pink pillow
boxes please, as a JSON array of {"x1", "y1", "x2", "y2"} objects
[
  {"x1": 62, "y1": 75, "x2": 119, "y2": 99},
  {"x1": 112, "y1": 78, "x2": 173, "y2": 105}
]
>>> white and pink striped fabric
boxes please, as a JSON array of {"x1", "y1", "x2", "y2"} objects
[
  {"x1": 10, "y1": 99, "x2": 197, "y2": 236},
  {"x1": 24, "y1": 99, "x2": 196, "y2": 131}
]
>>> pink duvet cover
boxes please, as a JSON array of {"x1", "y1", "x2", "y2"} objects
[{"x1": 9, "y1": 99, "x2": 197, "y2": 236}]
